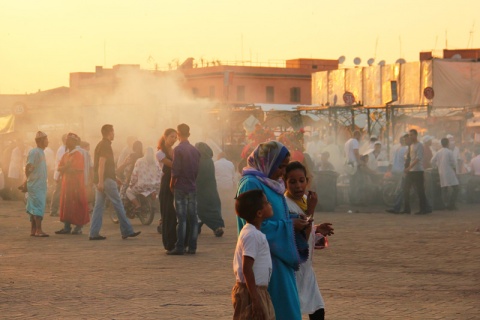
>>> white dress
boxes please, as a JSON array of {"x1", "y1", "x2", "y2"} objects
[{"x1": 285, "y1": 196, "x2": 325, "y2": 314}]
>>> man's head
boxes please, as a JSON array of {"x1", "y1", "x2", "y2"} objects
[
  {"x1": 101, "y1": 124, "x2": 114, "y2": 141},
  {"x1": 370, "y1": 135, "x2": 378, "y2": 143},
  {"x1": 446, "y1": 134, "x2": 455, "y2": 148},
  {"x1": 66, "y1": 133, "x2": 80, "y2": 150},
  {"x1": 423, "y1": 135, "x2": 433, "y2": 147},
  {"x1": 35, "y1": 131, "x2": 49, "y2": 149},
  {"x1": 61, "y1": 133, "x2": 68, "y2": 145},
  {"x1": 408, "y1": 129, "x2": 418, "y2": 142},
  {"x1": 177, "y1": 123, "x2": 190, "y2": 140},
  {"x1": 235, "y1": 189, "x2": 272, "y2": 224},
  {"x1": 374, "y1": 141, "x2": 382, "y2": 152},
  {"x1": 441, "y1": 137, "x2": 450, "y2": 148},
  {"x1": 353, "y1": 131, "x2": 361, "y2": 140}
]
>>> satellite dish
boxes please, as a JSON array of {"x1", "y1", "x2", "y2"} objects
[
  {"x1": 367, "y1": 58, "x2": 375, "y2": 66},
  {"x1": 452, "y1": 54, "x2": 462, "y2": 60},
  {"x1": 338, "y1": 56, "x2": 346, "y2": 64},
  {"x1": 353, "y1": 57, "x2": 362, "y2": 65},
  {"x1": 396, "y1": 58, "x2": 406, "y2": 64},
  {"x1": 378, "y1": 60, "x2": 386, "y2": 66}
]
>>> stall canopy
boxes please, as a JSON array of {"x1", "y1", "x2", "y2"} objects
[{"x1": 0, "y1": 114, "x2": 14, "y2": 134}]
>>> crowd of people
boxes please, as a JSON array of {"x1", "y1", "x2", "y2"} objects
[{"x1": 3, "y1": 121, "x2": 480, "y2": 320}]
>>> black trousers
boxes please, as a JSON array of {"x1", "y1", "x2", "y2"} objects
[{"x1": 404, "y1": 171, "x2": 427, "y2": 213}]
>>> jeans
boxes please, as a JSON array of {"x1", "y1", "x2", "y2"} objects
[
  {"x1": 404, "y1": 171, "x2": 427, "y2": 213},
  {"x1": 174, "y1": 189, "x2": 198, "y2": 252},
  {"x1": 89, "y1": 178, "x2": 134, "y2": 237}
]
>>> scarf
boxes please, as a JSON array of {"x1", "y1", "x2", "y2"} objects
[
  {"x1": 285, "y1": 191, "x2": 307, "y2": 213},
  {"x1": 242, "y1": 141, "x2": 289, "y2": 194}
]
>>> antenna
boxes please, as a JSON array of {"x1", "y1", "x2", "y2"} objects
[
  {"x1": 367, "y1": 58, "x2": 375, "y2": 66},
  {"x1": 467, "y1": 21, "x2": 476, "y2": 48},
  {"x1": 445, "y1": 29, "x2": 448, "y2": 49},
  {"x1": 338, "y1": 56, "x2": 346, "y2": 64},
  {"x1": 353, "y1": 57, "x2": 361, "y2": 65},
  {"x1": 374, "y1": 36, "x2": 379, "y2": 59}
]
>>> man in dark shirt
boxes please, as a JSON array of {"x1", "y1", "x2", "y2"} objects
[
  {"x1": 167, "y1": 123, "x2": 200, "y2": 255},
  {"x1": 89, "y1": 124, "x2": 141, "y2": 240}
]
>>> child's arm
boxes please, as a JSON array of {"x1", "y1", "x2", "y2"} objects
[
  {"x1": 305, "y1": 191, "x2": 318, "y2": 239},
  {"x1": 242, "y1": 256, "x2": 265, "y2": 319}
]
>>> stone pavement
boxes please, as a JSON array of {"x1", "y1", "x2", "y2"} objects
[{"x1": 0, "y1": 199, "x2": 479, "y2": 319}]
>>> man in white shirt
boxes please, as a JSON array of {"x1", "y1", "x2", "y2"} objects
[
  {"x1": 446, "y1": 134, "x2": 461, "y2": 174},
  {"x1": 366, "y1": 142, "x2": 387, "y2": 172},
  {"x1": 50, "y1": 134, "x2": 67, "y2": 217},
  {"x1": 431, "y1": 138, "x2": 459, "y2": 210},
  {"x1": 403, "y1": 129, "x2": 428, "y2": 214},
  {"x1": 467, "y1": 147, "x2": 480, "y2": 203},
  {"x1": 344, "y1": 131, "x2": 363, "y2": 205}
]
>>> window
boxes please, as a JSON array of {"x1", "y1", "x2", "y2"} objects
[
  {"x1": 266, "y1": 86, "x2": 274, "y2": 102},
  {"x1": 290, "y1": 87, "x2": 301, "y2": 103},
  {"x1": 209, "y1": 86, "x2": 215, "y2": 99},
  {"x1": 237, "y1": 86, "x2": 245, "y2": 101}
]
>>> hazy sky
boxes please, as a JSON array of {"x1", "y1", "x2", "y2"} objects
[{"x1": 1, "y1": 0, "x2": 479, "y2": 93}]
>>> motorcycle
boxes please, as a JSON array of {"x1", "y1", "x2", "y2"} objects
[{"x1": 109, "y1": 192, "x2": 156, "y2": 226}]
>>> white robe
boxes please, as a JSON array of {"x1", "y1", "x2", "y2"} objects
[
  {"x1": 431, "y1": 148, "x2": 459, "y2": 187},
  {"x1": 285, "y1": 197, "x2": 325, "y2": 314}
]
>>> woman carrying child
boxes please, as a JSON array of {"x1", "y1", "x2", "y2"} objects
[
  {"x1": 236, "y1": 141, "x2": 310, "y2": 320},
  {"x1": 284, "y1": 161, "x2": 334, "y2": 320}
]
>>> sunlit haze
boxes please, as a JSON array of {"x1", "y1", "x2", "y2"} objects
[{"x1": 1, "y1": 0, "x2": 479, "y2": 93}]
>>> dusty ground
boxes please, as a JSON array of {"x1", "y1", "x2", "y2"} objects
[{"x1": 0, "y1": 199, "x2": 479, "y2": 319}]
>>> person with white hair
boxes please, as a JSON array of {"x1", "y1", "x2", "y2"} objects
[{"x1": 126, "y1": 147, "x2": 162, "y2": 210}]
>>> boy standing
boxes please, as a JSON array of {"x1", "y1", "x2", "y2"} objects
[
  {"x1": 167, "y1": 123, "x2": 201, "y2": 255},
  {"x1": 232, "y1": 190, "x2": 275, "y2": 320}
]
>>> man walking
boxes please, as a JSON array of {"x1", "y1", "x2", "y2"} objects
[
  {"x1": 89, "y1": 124, "x2": 141, "y2": 240},
  {"x1": 431, "y1": 138, "x2": 459, "y2": 210},
  {"x1": 167, "y1": 123, "x2": 200, "y2": 255},
  {"x1": 26, "y1": 131, "x2": 50, "y2": 237},
  {"x1": 403, "y1": 129, "x2": 428, "y2": 214}
]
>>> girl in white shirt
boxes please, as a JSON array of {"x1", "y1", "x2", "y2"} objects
[{"x1": 284, "y1": 161, "x2": 334, "y2": 320}]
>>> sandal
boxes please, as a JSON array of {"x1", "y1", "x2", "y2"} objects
[{"x1": 35, "y1": 233, "x2": 50, "y2": 237}]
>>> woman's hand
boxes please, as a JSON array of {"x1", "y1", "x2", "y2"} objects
[{"x1": 293, "y1": 218, "x2": 310, "y2": 232}]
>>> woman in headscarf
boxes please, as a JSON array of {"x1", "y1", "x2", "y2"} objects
[
  {"x1": 195, "y1": 142, "x2": 225, "y2": 237},
  {"x1": 156, "y1": 129, "x2": 177, "y2": 250},
  {"x1": 126, "y1": 147, "x2": 162, "y2": 209},
  {"x1": 236, "y1": 141, "x2": 309, "y2": 320}
]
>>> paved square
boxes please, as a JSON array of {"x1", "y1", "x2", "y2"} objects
[{"x1": 0, "y1": 200, "x2": 479, "y2": 319}]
